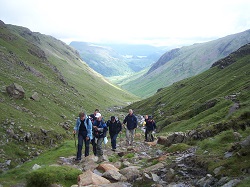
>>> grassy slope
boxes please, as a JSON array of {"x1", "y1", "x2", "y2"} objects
[
  {"x1": 122, "y1": 30, "x2": 250, "y2": 98},
  {"x1": 0, "y1": 22, "x2": 138, "y2": 182},
  {"x1": 125, "y1": 44, "x2": 250, "y2": 180}
]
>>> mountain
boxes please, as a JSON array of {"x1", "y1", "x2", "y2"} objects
[
  {"x1": 121, "y1": 29, "x2": 250, "y2": 98},
  {"x1": 70, "y1": 41, "x2": 168, "y2": 77},
  {"x1": 0, "y1": 20, "x2": 138, "y2": 171},
  {"x1": 124, "y1": 43, "x2": 250, "y2": 179}
]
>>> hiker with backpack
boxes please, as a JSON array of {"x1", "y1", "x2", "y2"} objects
[
  {"x1": 122, "y1": 109, "x2": 138, "y2": 146},
  {"x1": 145, "y1": 116, "x2": 156, "y2": 142},
  {"x1": 143, "y1": 115, "x2": 149, "y2": 141},
  {"x1": 73, "y1": 112, "x2": 93, "y2": 161},
  {"x1": 89, "y1": 109, "x2": 100, "y2": 156},
  {"x1": 106, "y1": 116, "x2": 122, "y2": 151},
  {"x1": 92, "y1": 112, "x2": 107, "y2": 162}
]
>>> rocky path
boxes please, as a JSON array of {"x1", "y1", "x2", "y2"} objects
[{"x1": 57, "y1": 125, "x2": 212, "y2": 187}]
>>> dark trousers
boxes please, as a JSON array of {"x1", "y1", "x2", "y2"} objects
[
  {"x1": 110, "y1": 133, "x2": 118, "y2": 149},
  {"x1": 146, "y1": 130, "x2": 154, "y2": 142},
  {"x1": 77, "y1": 132, "x2": 90, "y2": 159}
]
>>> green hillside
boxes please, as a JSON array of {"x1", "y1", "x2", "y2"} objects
[
  {"x1": 0, "y1": 20, "x2": 138, "y2": 173},
  {"x1": 122, "y1": 29, "x2": 250, "y2": 98},
  {"x1": 124, "y1": 43, "x2": 250, "y2": 180}
]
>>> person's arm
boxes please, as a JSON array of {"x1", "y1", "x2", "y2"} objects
[
  {"x1": 86, "y1": 119, "x2": 93, "y2": 140},
  {"x1": 73, "y1": 118, "x2": 79, "y2": 134}
]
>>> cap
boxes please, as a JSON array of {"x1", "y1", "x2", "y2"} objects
[
  {"x1": 95, "y1": 113, "x2": 102, "y2": 118},
  {"x1": 148, "y1": 116, "x2": 153, "y2": 119}
]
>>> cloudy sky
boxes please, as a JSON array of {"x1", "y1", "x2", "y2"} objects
[{"x1": 0, "y1": 0, "x2": 250, "y2": 47}]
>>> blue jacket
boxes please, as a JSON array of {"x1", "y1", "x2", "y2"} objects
[
  {"x1": 93, "y1": 120, "x2": 107, "y2": 138},
  {"x1": 123, "y1": 114, "x2": 137, "y2": 130},
  {"x1": 74, "y1": 117, "x2": 93, "y2": 140}
]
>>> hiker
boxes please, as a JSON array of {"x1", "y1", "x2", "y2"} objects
[
  {"x1": 143, "y1": 115, "x2": 149, "y2": 141},
  {"x1": 89, "y1": 109, "x2": 100, "y2": 156},
  {"x1": 92, "y1": 112, "x2": 107, "y2": 162},
  {"x1": 123, "y1": 109, "x2": 138, "y2": 146},
  {"x1": 145, "y1": 116, "x2": 156, "y2": 142},
  {"x1": 89, "y1": 109, "x2": 100, "y2": 123},
  {"x1": 106, "y1": 116, "x2": 122, "y2": 151},
  {"x1": 73, "y1": 112, "x2": 93, "y2": 161}
]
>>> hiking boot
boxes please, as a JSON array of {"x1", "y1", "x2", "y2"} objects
[
  {"x1": 112, "y1": 148, "x2": 116, "y2": 152},
  {"x1": 74, "y1": 158, "x2": 81, "y2": 162},
  {"x1": 97, "y1": 156, "x2": 104, "y2": 163}
]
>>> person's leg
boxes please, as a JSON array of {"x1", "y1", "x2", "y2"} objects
[
  {"x1": 151, "y1": 132, "x2": 154, "y2": 142},
  {"x1": 112, "y1": 133, "x2": 118, "y2": 150},
  {"x1": 145, "y1": 129, "x2": 148, "y2": 141},
  {"x1": 126, "y1": 129, "x2": 130, "y2": 145},
  {"x1": 148, "y1": 131, "x2": 153, "y2": 142},
  {"x1": 76, "y1": 133, "x2": 84, "y2": 160},
  {"x1": 110, "y1": 133, "x2": 115, "y2": 149},
  {"x1": 84, "y1": 137, "x2": 90, "y2": 157},
  {"x1": 96, "y1": 137, "x2": 104, "y2": 157},
  {"x1": 130, "y1": 129, "x2": 135, "y2": 145}
]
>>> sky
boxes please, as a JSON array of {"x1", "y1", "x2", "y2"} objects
[{"x1": 0, "y1": 0, "x2": 250, "y2": 47}]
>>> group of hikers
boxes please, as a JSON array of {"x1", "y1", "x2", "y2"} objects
[{"x1": 73, "y1": 108, "x2": 156, "y2": 162}]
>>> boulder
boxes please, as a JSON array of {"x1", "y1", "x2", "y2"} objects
[
  {"x1": 119, "y1": 166, "x2": 141, "y2": 182},
  {"x1": 6, "y1": 83, "x2": 25, "y2": 99},
  {"x1": 30, "y1": 92, "x2": 39, "y2": 101},
  {"x1": 102, "y1": 170, "x2": 127, "y2": 181},
  {"x1": 143, "y1": 162, "x2": 165, "y2": 173},
  {"x1": 78, "y1": 170, "x2": 111, "y2": 186},
  {"x1": 97, "y1": 163, "x2": 119, "y2": 172}
]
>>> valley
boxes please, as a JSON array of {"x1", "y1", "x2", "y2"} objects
[{"x1": 0, "y1": 20, "x2": 249, "y2": 186}]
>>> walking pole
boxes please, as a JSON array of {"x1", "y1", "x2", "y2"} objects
[{"x1": 74, "y1": 134, "x2": 76, "y2": 147}]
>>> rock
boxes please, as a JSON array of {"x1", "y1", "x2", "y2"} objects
[
  {"x1": 195, "y1": 174, "x2": 216, "y2": 187},
  {"x1": 102, "y1": 170, "x2": 127, "y2": 181},
  {"x1": 157, "y1": 133, "x2": 187, "y2": 146},
  {"x1": 113, "y1": 161, "x2": 122, "y2": 169},
  {"x1": 240, "y1": 135, "x2": 250, "y2": 148},
  {"x1": 144, "y1": 162, "x2": 165, "y2": 173},
  {"x1": 82, "y1": 156, "x2": 99, "y2": 172},
  {"x1": 118, "y1": 152, "x2": 125, "y2": 157},
  {"x1": 122, "y1": 161, "x2": 131, "y2": 167},
  {"x1": 97, "y1": 163, "x2": 119, "y2": 172},
  {"x1": 119, "y1": 166, "x2": 141, "y2": 182},
  {"x1": 224, "y1": 151, "x2": 233, "y2": 158},
  {"x1": 152, "y1": 173, "x2": 160, "y2": 182},
  {"x1": 32, "y1": 164, "x2": 41, "y2": 170},
  {"x1": 213, "y1": 166, "x2": 224, "y2": 176},
  {"x1": 6, "y1": 83, "x2": 25, "y2": 99},
  {"x1": 145, "y1": 140, "x2": 158, "y2": 146},
  {"x1": 78, "y1": 170, "x2": 111, "y2": 186},
  {"x1": 216, "y1": 177, "x2": 230, "y2": 186},
  {"x1": 25, "y1": 132, "x2": 31, "y2": 142},
  {"x1": 221, "y1": 179, "x2": 241, "y2": 187},
  {"x1": 30, "y1": 92, "x2": 39, "y2": 101},
  {"x1": 6, "y1": 160, "x2": 11, "y2": 166},
  {"x1": 157, "y1": 136, "x2": 168, "y2": 145},
  {"x1": 6, "y1": 128, "x2": 14, "y2": 137}
]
